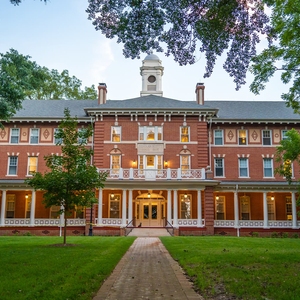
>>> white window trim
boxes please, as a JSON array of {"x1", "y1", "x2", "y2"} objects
[
  {"x1": 27, "y1": 157, "x2": 38, "y2": 176},
  {"x1": 7, "y1": 156, "x2": 18, "y2": 176},
  {"x1": 214, "y1": 158, "x2": 225, "y2": 178},
  {"x1": 263, "y1": 158, "x2": 274, "y2": 178},
  {"x1": 238, "y1": 158, "x2": 249, "y2": 178},
  {"x1": 238, "y1": 129, "x2": 248, "y2": 145},
  {"x1": 30, "y1": 128, "x2": 39, "y2": 144},
  {"x1": 214, "y1": 129, "x2": 223, "y2": 145},
  {"x1": 10, "y1": 128, "x2": 20, "y2": 144},
  {"x1": 111, "y1": 126, "x2": 121, "y2": 142},
  {"x1": 262, "y1": 129, "x2": 272, "y2": 146}
]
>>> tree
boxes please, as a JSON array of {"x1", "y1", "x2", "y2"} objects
[
  {"x1": 86, "y1": 0, "x2": 272, "y2": 90},
  {"x1": 10, "y1": 0, "x2": 47, "y2": 5},
  {"x1": 275, "y1": 129, "x2": 300, "y2": 209},
  {"x1": 0, "y1": 49, "x2": 97, "y2": 127},
  {"x1": 25, "y1": 108, "x2": 107, "y2": 245},
  {"x1": 250, "y1": 0, "x2": 300, "y2": 111}
]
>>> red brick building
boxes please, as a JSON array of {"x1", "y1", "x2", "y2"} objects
[{"x1": 0, "y1": 54, "x2": 299, "y2": 237}]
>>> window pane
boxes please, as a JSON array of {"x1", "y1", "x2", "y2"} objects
[
  {"x1": 28, "y1": 157, "x2": 37, "y2": 175},
  {"x1": 215, "y1": 158, "x2": 224, "y2": 177},
  {"x1": 8, "y1": 156, "x2": 18, "y2": 175},
  {"x1": 181, "y1": 127, "x2": 189, "y2": 142},
  {"x1": 30, "y1": 129, "x2": 39, "y2": 144},
  {"x1": 146, "y1": 127, "x2": 155, "y2": 140},
  {"x1": 214, "y1": 130, "x2": 223, "y2": 145},
  {"x1": 239, "y1": 130, "x2": 247, "y2": 145},
  {"x1": 10, "y1": 128, "x2": 19, "y2": 144},
  {"x1": 263, "y1": 130, "x2": 271, "y2": 145},
  {"x1": 112, "y1": 127, "x2": 121, "y2": 142}
]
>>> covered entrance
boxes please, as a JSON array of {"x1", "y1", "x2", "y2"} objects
[{"x1": 135, "y1": 192, "x2": 166, "y2": 227}]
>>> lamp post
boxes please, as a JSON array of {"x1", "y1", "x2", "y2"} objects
[{"x1": 89, "y1": 202, "x2": 93, "y2": 236}]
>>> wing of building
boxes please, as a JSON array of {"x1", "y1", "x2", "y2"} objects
[{"x1": 1, "y1": 54, "x2": 299, "y2": 237}]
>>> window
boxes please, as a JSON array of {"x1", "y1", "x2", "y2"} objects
[
  {"x1": 25, "y1": 194, "x2": 32, "y2": 218},
  {"x1": 238, "y1": 129, "x2": 247, "y2": 145},
  {"x1": 180, "y1": 155, "x2": 190, "y2": 174},
  {"x1": 240, "y1": 195, "x2": 250, "y2": 220},
  {"x1": 262, "y1": 130, "x2": 271, "y2": 145},
  {"x1": 180, "y1": 126, "x2": 189, "y2": 142},
  {"x1": 111, "y1": 126, "x2": 121, "y2": 142},
  {"x1": 267, "y1": 196, "x2": 276, "y2": 220},
  {"x1": 54, "y1": 128, "x2": 63, "y2": 145},
  {"x1": 263, "y1": 158, "x2": 273, "y2": 177},
  {"x1": 239, "y1": 158, "x2": 249, "y2": 177},
  {"x1": 111, "y1": 155, "x2": 121, "y2": 174},
  {"x1": 286, "y1": 197, "x2": 292, "y2": 220},
  {"x1": 27, "y1": 157, "x2": 38, "y2": 175},
  {"x1": 139, "y1": 126, "x2": 162, "y2": 141},
  {"x1": 30, "y1": 128, "x2": 39, "y2": 144},
  {"x1": 215, "y1": 196, "x2": 225, "y2": 220},
  {"x1": 50, "y1": 206, "x2": 60, "y2": 219},
  {"x1": 8, "y1": 156, "x2": 18, "y2": 175},
  {"x1": 6, "y1": 194, "x2": 15, "y2": 218},
  {"x1": 10, "y1": 128, "x2": 19, "y2": 144},
  {"x1": 180, "y1": 194, "x2": 192, "y2": 219},
  {"x1": 78, "y1": 128, "x2": 87, "y2": 144},
  {"x1": 214, "y1": 129, "x2": 223, "y2": 145},
  {"x1": 109, "y1": 193, "x2": 120, "y2": 218},
  {"x1": 75, "y1": 206, "x2": 85, "y2": 219},
  {"x1": 214, "y1": 158, "x2": 224, "y2": 177},
  {"x1": 282, "y1": 130, "x2": 288, "y2": 141}
]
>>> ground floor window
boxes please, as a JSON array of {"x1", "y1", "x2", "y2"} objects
[
  {"x1": 267, "y1": 196, "x2": 276, "y2": 220},
  {"x1": 50, "y1": 206, "x2": 60, "y2": 219},
  {"x1": 286, "y1": 196, "x2": 292, "y2": 220},
  {"x1": 6, "y1": 194, "x2": 15, "y2": 218},
  {"x1": 240, "y1": 195, "x2": 250, "y2": 220},
  {"x1": 109, "y1": 193, "x2": 121, "y2": 218},
  {"x1": 215, "y1": 196, "x2": 225, "y2": 220},
  {"x1": 180, "y1": 194, "x2": 192, "y2": 219},
  {"x1": 25, "y1": 194, "x2": 32, "y2": 218}
]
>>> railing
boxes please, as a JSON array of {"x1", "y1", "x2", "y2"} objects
[
  {"x1": 164, "y1": 218, "x2": 174, "y2": 236},
  {"x1": 101, "y1": 218, "x2": 123, "y2": 226},
  {"x1": 98, "y1": 168, "x2": 206, "y2": 180},
  {"x1": 214, "y1": 220, "x2": 300, "y2": 228},
  {"x1": 125, "y1": 218, "x2": 136, "y2": 236},
  {"x1": 3, "y1": 218, "x2": 86, "y2": 227},
  {"x1": 178, "y1": 219, "x2": 205, "y2": 227}
]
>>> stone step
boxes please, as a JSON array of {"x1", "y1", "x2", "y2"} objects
[{"x1": 127, "y1": 228, "x2": 171, "y2": 237}]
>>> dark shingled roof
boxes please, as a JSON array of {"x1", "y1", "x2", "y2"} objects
[{"x1": 12, "y1": 96, "x2": 300, "y2": 122}]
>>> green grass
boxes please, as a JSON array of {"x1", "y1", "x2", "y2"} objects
[
  {"x1": 0, "y1": 236, "x2": 135, "y2": 300},
  {"x1": 161, "y1": 236, "x2": 300, "y2": 300}
]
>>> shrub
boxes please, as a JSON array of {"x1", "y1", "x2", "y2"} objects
[{"x1": 271, "y1": 232, "x2": 279, "y2": 238}]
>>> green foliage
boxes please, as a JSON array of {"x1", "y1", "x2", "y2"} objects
[
  {"x1": 25, "y1": 109, "x2": 107, "y2": 244},
  {"x1": 10, "y1": 0, "x2": 47, "y2": 5},
  {"x1": 86, "y1": 0, "x2": 271, "y2": 90},
  {"x1": 0, "y1": 49, "x2": 97, "y2": 127},
  {"x1": 250, "y1": 0, "x2": 300, "y2": 111},
  {"x1": 270, "y1": 232, "x2": 279, "y2": 238}
]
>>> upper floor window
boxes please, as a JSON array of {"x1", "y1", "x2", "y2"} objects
[
  {"x1": 27, "y1": 157, "x2": 38, "y2": 175},
  {"x1": 239, "y1": 158, "x2": 249, "y2": 177},
  {"x1": 282, "y1": 130, "x2": 288, "y2": 140},
  {"x1": 262, "y1": 130, "x2": 272, "y2": 145},
  {"x1": 180, "y1": 152, "x2": 190, "y2": 174},
  {"x1": 30, "y1": 128, "x2": 39, "y2": 144},
  {"x1": 180, "y1": 126, "x2": 190, "y2": 142},
  {"x1": 54, "y1": 128, "x2": 63, "y2": 145},
  {"x1": 111, "y1": 154, "x2": 121, "y2": 174},
  {"x1": 263, "y1": 158, "x2": 273, "y2": 177},
  {"x1": 10, "y1": 128, "x2": 20, "y2": 144},
  {"x1": 238, "y1": 129, "x2": 247, "y2": 145},
  {"x1": 214, "y1": 158, "x2": 224, "y2": 177},
  {"x1": 8, "y1": 156, "x2": 18, "y2": 175},
  {"x1": 139, "y1": 126, "x2": 162, "y2": 141},
  {"x1": 214, "y1": 129, "x2": 223, "y2": 145},
  {"x1": 78, "y1": 128, "x2": 87, "y2": 144},
  {"x1": 112, "y1": 126, "x2": 121, "y2": 142}
]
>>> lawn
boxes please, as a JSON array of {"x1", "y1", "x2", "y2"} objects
[
  {"x1": 0, "y1": 236, "x2": 135, "y2": 300},
  {"x1": 161, "y1": 236, "x2": 300, "y2": 300}
]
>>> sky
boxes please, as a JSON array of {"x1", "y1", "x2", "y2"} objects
[{"x1": 0, "y1": 0, "x2": 287, "y2": 102}]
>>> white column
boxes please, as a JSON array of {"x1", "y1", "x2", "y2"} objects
[
  {"x1": 197, "y1": 190, "x2": 202, "y2": 227},
  {"x1": 173, "y1": 190, "x2": 178, "y2": 228},
  {"x1": 167, "y1": 190, "x2": 172, "y2": 223},
  {"x1": 263, "y1": 192, "x2": 269, "y2": 228},
  {"x1": 97, "y1": 188, "x2": 103, "y2": 225},
  {"x1": 122, "y1": 190, "x2": 127, "y2": 226},
  {"x1": 291, "y1": 192, "x2": 297, "y2": 228},
  {"x1": 1, "y1": 190, "x2": 6, "y2": 226},
  {"x1": 30, "y1": 190, "x2": 36, "y2": 226},
  {"x1": 128, "y1": 189, "x2": 133, "y2": 222},
  {"x1": 234, "y1": 191, "x2": 239, "y2": 228}
]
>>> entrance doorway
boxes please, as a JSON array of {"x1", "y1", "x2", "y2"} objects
[{"x1": 135, "y1": 193, "x2": 166, "y2": 227}]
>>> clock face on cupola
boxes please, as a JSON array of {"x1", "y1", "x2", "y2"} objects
[{"x1": 140, "y1": 53, "x2": 164, "y2": 97}]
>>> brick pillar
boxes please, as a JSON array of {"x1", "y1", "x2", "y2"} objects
[{"x1": 204, "y1": 187, "x2": 214, "y2": 235}]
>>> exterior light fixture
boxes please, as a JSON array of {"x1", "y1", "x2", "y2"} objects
[
  {"x1": 147, "y1": 192, "x2": 151, "y2": 198},
  {"x1": 164, "y1": 160, "x2": 168, "y2": 167},
  {"x1": 215, "y1": 195, "x2": 219, "y2": 200},
  {"x1": 184, "y1": 193, "x2": 187, "y2": 198},
  {"x1": 25, "y1": 194, "x2": 28, "y2": 199},
  {"x1": 271, "y1": 195, "x2": 275, "y2": 201},
  {"x1": 111, "y1": 193, "x2": 114, "y2": 199}
]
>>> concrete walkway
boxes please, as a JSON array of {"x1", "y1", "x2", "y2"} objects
[{"x1": 93, "y1": 237, "x2": 203, "y2": 300}]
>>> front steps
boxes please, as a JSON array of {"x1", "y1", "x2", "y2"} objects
[{"x1": 127, "y1": 228, "x2": 171, "y2": 237}]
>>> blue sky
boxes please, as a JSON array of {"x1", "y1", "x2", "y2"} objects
[{"x1": 0, "y1": 0, "x2": 287, "y2": 102}]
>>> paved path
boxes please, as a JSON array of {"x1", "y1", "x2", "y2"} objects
[{"x1": 93, "y1": 237, "x2": 203, "y2": 300}]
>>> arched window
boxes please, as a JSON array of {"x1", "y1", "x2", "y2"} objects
[{"x1": 110, "y1": 148, "x2": 122, "y2": 174}]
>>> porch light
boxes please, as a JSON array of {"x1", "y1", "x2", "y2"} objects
[
  {"x1": 271, "y1": 195, "x2": 275, "y2": 201},
  {"x1": 164, "y1": 160, "x2": 168, "y2": 167},
  {"x1": 147, "y1": 192, "x2": 151, "y2": 198},
  {"x1": 132, "y1": 160, "x2": 136, "y2": 167},
  {"x1": 215, "y1": 195, "x2": 219, "y2": 200},
  {"x1": 184, "y1": 193, "x2": 187, "y2": 198},
  {"x1": 111, "y1": 193, "x2": 114, "y2": 199},
  {"x1": 25, "y1": 194, "x2": 28, "y2": 199}
]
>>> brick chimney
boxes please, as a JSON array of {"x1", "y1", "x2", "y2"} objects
[
  {"x1": 98, "y1": 83, "x2": 107, "y2": 105},
  {"x1": 195, "y1": 83, "x2": 205, "y2": 105}
]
